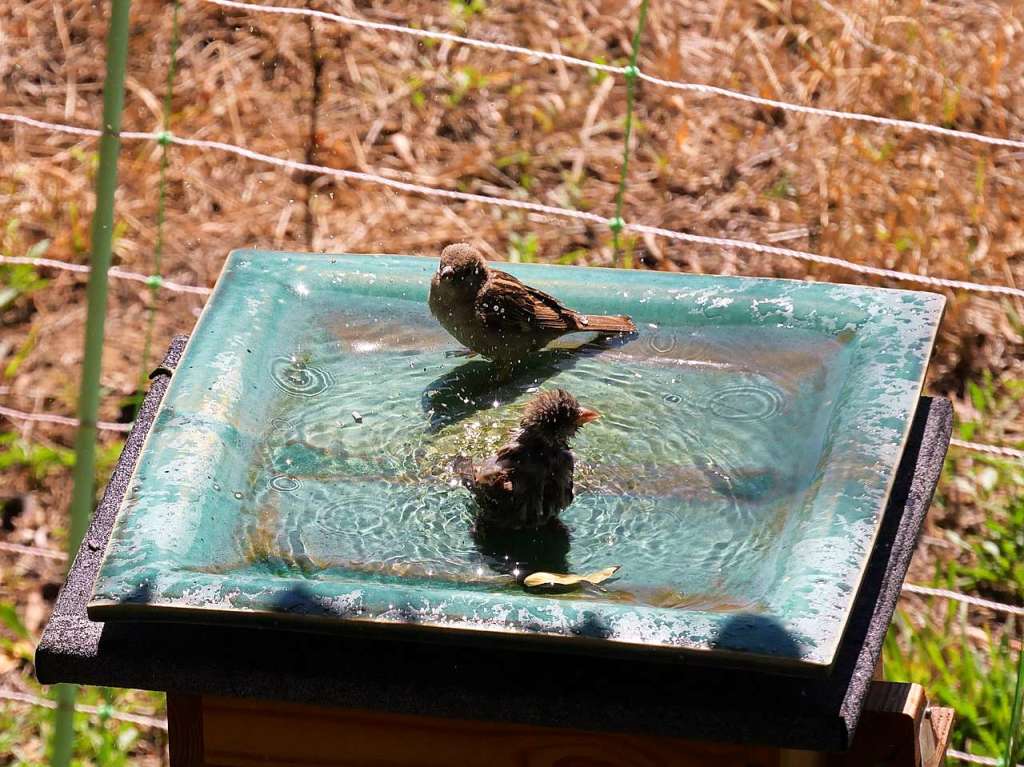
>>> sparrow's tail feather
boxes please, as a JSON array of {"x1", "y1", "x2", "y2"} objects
[
  {"x1": 573, "y1": 313, "x2": 637, "y2": 335},
  {"x1": 453, "y1": 456, "x2": 476, "y2": 487}
]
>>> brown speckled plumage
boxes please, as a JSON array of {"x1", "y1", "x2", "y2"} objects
[
  {"x1": 455, "y1": 389, "x2": 599, "y2": 529},
  {"x1": 428, "y1": 243, "x2": 636, "y2": 366}
]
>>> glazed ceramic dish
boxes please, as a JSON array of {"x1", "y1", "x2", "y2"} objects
[{"x1": 89, "y1": 251, "x2": 944, "y2": 672}]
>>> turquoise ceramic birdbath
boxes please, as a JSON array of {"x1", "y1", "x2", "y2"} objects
[{"x1": 88, "y1": 250, "x2": 944, "y2": 672}]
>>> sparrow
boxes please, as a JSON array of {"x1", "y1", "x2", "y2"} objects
[
  {"x1": 429, "y1": 243, "x2": 637, "y2": 366},
  {"x1": 454, "y1": 388, "x2": 599, "y2": 529}
]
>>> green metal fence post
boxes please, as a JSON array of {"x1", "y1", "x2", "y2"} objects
[
  {"x1": 51, "y1": 1, "x2": 133, "y2": 766},
  {"x1": 137, "y1": 0, "x2": 181, "y2": 405},
  {"x1": 610, "y1": 0, "x2": 650, "y2": 267}
]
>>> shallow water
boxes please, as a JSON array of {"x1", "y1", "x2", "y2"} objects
[
  {"x1": 90, "y1": 253, "x2": 945, "y2": 665},
  {"x1": 220, "y1": 294, "x2": 852, "y2": 612}
]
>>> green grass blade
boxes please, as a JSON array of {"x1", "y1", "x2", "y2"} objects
[{"x1": 1005, "y1": 639, "x2": 1024, "y2": 766}]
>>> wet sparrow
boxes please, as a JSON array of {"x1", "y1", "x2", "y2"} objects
[
  {"x1": 429, "y1": 243, "x2": 636, "y2": 366},
  {"x1": 454, "y1": 389, "x2": 599, "y2": 529}
]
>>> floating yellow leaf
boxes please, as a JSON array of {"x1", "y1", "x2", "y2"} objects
[{"x1": 523, "y1": 565, "x2": 620, "y2": 589}]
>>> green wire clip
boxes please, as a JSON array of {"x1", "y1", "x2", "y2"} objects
[
  {"x1": 623, "y1": 64, "x2": 639, "y2": 79},
  {"x1": 155, "y1": 130, "x2": 173, "y2": 146},
  {"x1": 608, "y1": 217, "x2": 625, "y2": 233},
  {"x1": 145, "y1": 274, "x2": 164, "y2": 289}
]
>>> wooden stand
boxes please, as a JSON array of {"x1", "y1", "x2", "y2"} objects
[
  {"x1": 166, "y1": 681, "x2": 952, "y2": 767},
  {"x1": 33, "y1": 352, "x2": 955, "y2": 767}
]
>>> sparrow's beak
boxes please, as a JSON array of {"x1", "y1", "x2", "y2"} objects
[
  {"x1": 439, "y1": 265, "x2": 455, "y2": 279},
  {"x1": 576, "y1": 407, "x2": 600, "y2": 425}
]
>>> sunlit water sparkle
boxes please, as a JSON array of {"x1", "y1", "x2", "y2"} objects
[{"x1": 221, "y1": 299, "x2": 852, "y2": 612}]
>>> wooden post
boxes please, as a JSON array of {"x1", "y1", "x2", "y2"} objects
[
  {"x1": 167, "y1": 694, "x2": 205, "y2": 767},
  {"x1": 166, "y1": 682, "x2": 953, "y2": 767}
]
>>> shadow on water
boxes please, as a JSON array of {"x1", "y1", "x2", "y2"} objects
[
  {"x1": 710, "y1": 612, "x2": 804, "y2": 661},
  {"x1": 421, "y1": 332, "x2": 638, "y2": 433},
  {"x1": 471, "y1": 518, "x2": 571, "y2": 584}
]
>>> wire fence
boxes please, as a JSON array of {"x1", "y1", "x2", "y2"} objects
[
  {"x1": 0, "y1": 253, "x2": 212, "y2": 295},
  {"x1": 0, "y1": 689, "x2": 167, "y2": 731},
  {"x1": 949, "y1": 748, "x2": 1024, "y2": 767},
  {"x1": 949, "y1": 439, "x2": 1024, "y2": 462},
  {"x1": 0, "y1": 541, "x2": 67, "y2": 561},
  {"x1": 0, "y1": 404, "x2": 133, "y2": 433},
  {"x1": 902, "y1": 583, "x2": 1024, "y2": 618},
  {"x1": 5, "y1": 111, "x2": 1024, "y2": 300},
  {"x1": 2, "y1": 0, "x2": 1023, "y2": 763},
  {"x1": 203, "y1": 0, "x2": 1024, "y2": 151}
]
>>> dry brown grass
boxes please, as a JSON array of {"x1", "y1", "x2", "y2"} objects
[{"x1": 1, "y1": 0, "x2": 1023, "y2": 757}]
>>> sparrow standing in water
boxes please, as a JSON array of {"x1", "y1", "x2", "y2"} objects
[
  {"x1": 429, "y1": 243, "x2": 636, "y2": 367},
  {"x1": 454, "y1": 389, "x2": 599, "y2": 529}
]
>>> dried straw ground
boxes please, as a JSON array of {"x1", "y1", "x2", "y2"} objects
[{"x1": 1, "y1": 0, "x2": 1023, "y2": 757}]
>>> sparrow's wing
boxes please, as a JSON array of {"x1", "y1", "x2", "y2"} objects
[
  {"x1": 475, "y1": 270, "x2": 578, "y2": 333},
  {"x1": 474, "y1": 461, "x2": 515, "y2": 494},
  {"x1": 467, "y1": 447, "x2": 518, "y2": 497}
]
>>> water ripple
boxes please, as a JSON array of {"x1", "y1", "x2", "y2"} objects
[
  {"x1": 270, "y1": 356, "x2": 333, "y2": 398},
  {"x1": 708, "y1": 384, "x2": 784, "y2": 421},
  {"x1": 269, "y1": 475, "x2": 300, "y2": 492}
]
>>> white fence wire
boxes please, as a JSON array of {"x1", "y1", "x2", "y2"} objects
[
  {"x1": 0, "y1": 255, "x2": 212, "y2": 296},
  {"x1": 4, "y1": 111, "x2": 1024, "y2": 301},
  {"x1": 0, "y1": 404, "x2": 133, "y2": 433},
  {"x1": 902, "y1": 583, "x2": 1024, "y2": 618},
  {"x1": 0, "y1": 689, "x2": 168, "y2": 731},
  {"x1": 3, "y1": 109, "x2": 1024, "y2": 460},
  {"x1": 0, "y1": 541, "x2": 68, "y2": 560},
  {"x1": 948, "y1": 748, "x2": 1023, "y2": 767},
  {"x1": 949, "y1": 438, "x2": 1024, "y2": 462},
  {"x1": 202, "y1": 0, "x2": 1024, "y2": 151}
]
